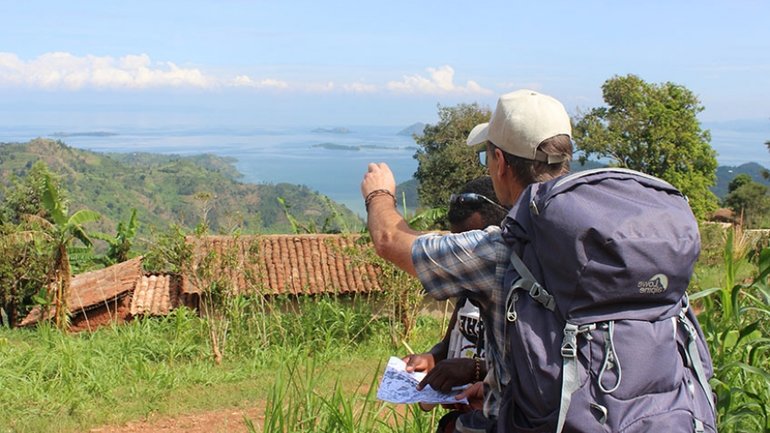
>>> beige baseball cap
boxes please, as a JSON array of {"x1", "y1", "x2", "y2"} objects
[{"x1": 466, "y1": 89, "x2": 571, "y2": 163}]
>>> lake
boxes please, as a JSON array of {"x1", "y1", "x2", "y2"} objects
[{"x1": 0, "y1": 125, "x2": 420, "y2": 217}]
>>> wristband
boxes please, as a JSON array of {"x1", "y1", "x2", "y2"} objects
[{"x1": 365, "y1": 189, "x2": 396, "y2": 211}]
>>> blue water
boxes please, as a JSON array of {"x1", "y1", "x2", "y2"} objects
[
  {"x1": 0, "y1": 125, "x2": 419, "y2": 217},
  {"x1": 1, "y1": 121, "x2": 769, "y2": 217}
]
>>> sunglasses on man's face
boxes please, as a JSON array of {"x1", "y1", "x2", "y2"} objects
[
  {"x1": 477, "y1": 149, "x2": 488, "y2": 167},
  {"x1": 449, "y1": 193, "x2": 507, "y2": 212}
]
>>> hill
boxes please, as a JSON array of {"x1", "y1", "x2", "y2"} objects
[
  {"x1": 713, "y1": 162, "x2": 770, "y2": 199},
  {"x1": 397, "y1": 122, "x2": 426, "y2": 137},
  {"x1": 0, "y1": 139, "x2": 363, "y2": 239},
  {"x1": 573, "y1": 160, "x2": 769, "y2": 201}
]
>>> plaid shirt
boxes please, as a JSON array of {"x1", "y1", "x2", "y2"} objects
[{"x1": 412, "y1": 226, "x2": 512, "y2": 419}]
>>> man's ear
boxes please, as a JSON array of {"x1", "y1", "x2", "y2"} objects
[{"x1": 494, "y1": 147, "x2": 508, "y2": 178}]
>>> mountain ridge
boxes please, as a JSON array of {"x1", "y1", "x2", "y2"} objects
[{"x1": 0, "y1": 139, "x2": 363, "y2": 240}]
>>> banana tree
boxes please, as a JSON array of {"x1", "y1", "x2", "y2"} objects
[
  {"x1": 32, "y1": 174, "x2": 101, "y2": 329},
  {"x1": 92, "y1": 208, "x2": 138, "y2": 266}
]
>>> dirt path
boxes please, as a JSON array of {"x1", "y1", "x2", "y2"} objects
[{"x1": 88, "y1": 406, "x2": 264, "y2": 433}]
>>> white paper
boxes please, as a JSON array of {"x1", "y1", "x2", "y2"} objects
[{"x1": 376, "y1": 356, "x2": 469, "y2": 405}]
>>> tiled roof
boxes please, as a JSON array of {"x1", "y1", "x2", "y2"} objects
[
  {"x1": 20, "y1": 257, "x2": 143, "y2": 326},
  {"x1": 68, "y1": 257, "x2": 143, "y2": 311},
  {"x1": 130, "y1": 273, "x2": 188, "y2": 316},
  {"x1": 183, "y1": 234, "x2": 384, "y2": 295},
  {"x1": 20, "y1": 234, "x2": 386, "y2": 328}
]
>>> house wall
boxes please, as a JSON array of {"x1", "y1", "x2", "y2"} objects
[{"x1": 69, "y1": 296, "x2": 132, "y2": 332}]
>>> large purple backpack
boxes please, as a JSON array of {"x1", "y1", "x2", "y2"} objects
[{"x1": 498, "y1": 168, "x2": 717, "y2": 432}]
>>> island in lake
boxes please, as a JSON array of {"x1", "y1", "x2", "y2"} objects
[
  {"x1": 312, "y1": 142, "x2": 418, "y2": 151},
  {"x1": 397, "y1": 122, "x2": 426, "y2": 137},
  {"x1": 312, "y1": 127, "x2": 351, "y2": 134}
]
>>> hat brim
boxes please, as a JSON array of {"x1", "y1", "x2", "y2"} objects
[{"x1": 466, "y1": 123, "x2": 490, "y2": 147}]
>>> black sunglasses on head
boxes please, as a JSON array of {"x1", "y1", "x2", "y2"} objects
[{"x1": 449, "y1": 193, "x2": 507, "y2": 212}]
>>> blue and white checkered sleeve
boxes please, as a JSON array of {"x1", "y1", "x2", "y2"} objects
[{"x1": 411, "y1": 227, "x2": 501, "y2": 301}]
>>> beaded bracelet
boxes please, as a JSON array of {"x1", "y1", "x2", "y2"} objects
[
  {"x1": 474, "y1": 358, "x2": 481, "y2": 382},
  {"x1": 365, "y1": 189, "x2": 396, "y2": 211}
]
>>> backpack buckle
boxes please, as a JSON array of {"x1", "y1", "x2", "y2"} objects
[
  {"x1": 561, "y1": 324, "x2": 578, "y2": 358},
  {"x1": 529, "y1": 282, "x2": 556, "y2": 311},
  {"x1": 506, "y1": 291, "x2": 519, "y2": 323}
]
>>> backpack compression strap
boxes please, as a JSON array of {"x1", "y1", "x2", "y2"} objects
[
  {"x1": 678, "y1": 307, "x2": 717, "y2": 417},
  {"x1": 509, "y1": 253, "x2": 555, "y2": 311}
]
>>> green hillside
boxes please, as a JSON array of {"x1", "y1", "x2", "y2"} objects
[{"x1": 0, "y1": 138, "x2": 363, "y2": 239}]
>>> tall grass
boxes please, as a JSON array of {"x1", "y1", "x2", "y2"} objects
[
  {"x1": 0, "y1": 295, "x2": 432, "y2": 433},
  {"x1": 0, "y1": 308, "x2": 217, "y2": 432},
  {"x1": 250, "y1": 357, "x2": 437, "y2": 433}
]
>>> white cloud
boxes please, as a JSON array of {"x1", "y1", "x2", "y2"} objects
[
  {"x1": 0, "y1": 52, "x2": 215, "y2": 89},
  {"x1": 231, "y1": 75, "x2": 289, "y2": 89},
  {"x1": 0, "y1": 53, "x2": 493, "y2": 97},
  {"x1": 387, "y1": 65, "x2": 493, "y2": 95}
]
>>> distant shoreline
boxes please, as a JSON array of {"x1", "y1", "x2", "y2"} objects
[
  {"x1": 49, "y1": 131, "x2": 119, "y2": 138},
  {"x1": 312, "y1": 142, "x2": 417, "y2": 152}
]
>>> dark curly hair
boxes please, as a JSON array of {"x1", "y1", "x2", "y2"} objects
[{"x1": 447, "y1": 176, "x2": 508, "y2": 229}]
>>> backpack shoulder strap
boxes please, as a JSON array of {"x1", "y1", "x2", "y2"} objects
[{"x1": 556, "y1": 322, "x2": 597, "y2": 433}]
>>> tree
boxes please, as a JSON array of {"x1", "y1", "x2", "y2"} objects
[
  {"x1": 0, "y1": 225, "x2": 52, "y2": 327},
  {"x1": 0, "y1": 161, "x2": 67, "y2": 224},
  {"x1": 573, "y1": 74, "x2": 719, "y2": 220},
  {"x1": 29, "y1": 173, "x2": 101, "y2": 329},
  {"x1": 727, "y1": 173, "x2": 753, "y2": 192},
  {"x1": 413, "y1": 103, "x2": 491, "y2": 210},
  {"x1": 0, "y1": 162, "x2": 61, "y2": 326},
  {"x1": 723, "y1": 174, "x2": 770, "y2": 228}
]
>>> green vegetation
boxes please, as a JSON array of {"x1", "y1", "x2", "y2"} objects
[
  {"x1": 573, "y1": 74, "x2": 719, "y2": 220},
  {"x1": 2, "y1": 226, "x2": 769, "y2": 433},
  {"x1": 34, "y1": 171, "x2": 101, "y2": 329},
  {"x1": 723, "y1": 173, "x2": 770, "y2": 228},
  {"x1": 691, "y1": 226, "x2": 770, "y2": 433},
  {"x1": 0, "y1": 296, "x2": 444, "y2": 433},
  {"x1": 0, "y1": 138, "x2": 363, "y2": 240},
  {"x1": 256, "y1": 360, "x2": 436, "y2": 433}
]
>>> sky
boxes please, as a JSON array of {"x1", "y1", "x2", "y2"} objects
[{"x1": 1, "y1": 1, "x2": 769, "y2": 138}]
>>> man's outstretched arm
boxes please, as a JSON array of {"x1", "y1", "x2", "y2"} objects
[{"x1": 360, "y1": 162, "x2": 421, "y2": 276}]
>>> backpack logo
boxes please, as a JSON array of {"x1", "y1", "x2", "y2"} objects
[{"x1": 638, "y1": 274, "x2": 669, "y2": 294}]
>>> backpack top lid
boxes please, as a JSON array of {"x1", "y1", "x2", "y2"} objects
[{"x1": 502, "y1": 168, "x2": 701, "y2": 324}]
